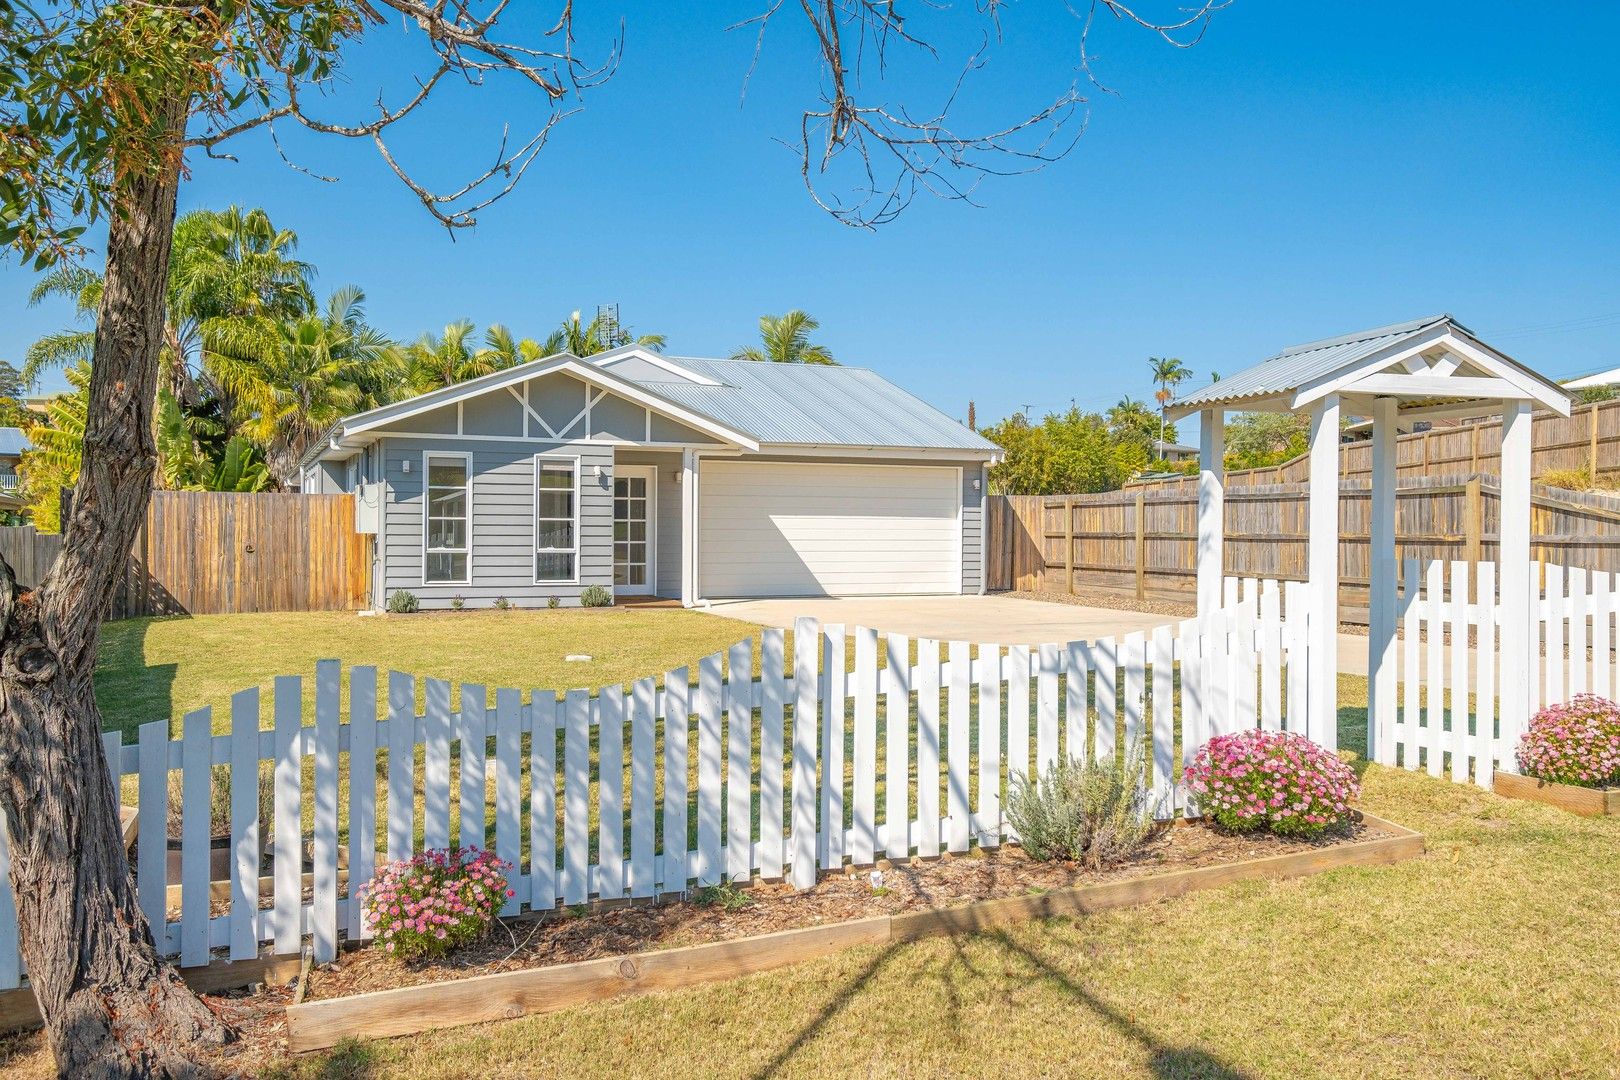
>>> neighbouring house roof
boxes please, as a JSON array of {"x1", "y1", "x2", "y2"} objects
[
  {"x1": 1152, "y1": 439, "x2": 1197, "y2": 456},
  {"x1": 1563, "y1": 366, "x2": 1620, "y2": 390},
  {"x1": 1168, "y1": 314, "x2": 1571, "y2": 420},
  {"x1": 302, "y1": 348, "x2": 995, "y2": 468},
  {"x1": 0, "y1": 427, "x2": 31, "y2": 458}
]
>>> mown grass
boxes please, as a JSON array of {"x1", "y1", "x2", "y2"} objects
[
  {"x1": 247, "y1": 678, "x2": 1620, "y2": 1079},
  {"x1": 5, "y1": 658, "x2": 1618, "y2": 1078},
  {"x1": 94, "y1": 608, "x2": 766, "y2": 739}
]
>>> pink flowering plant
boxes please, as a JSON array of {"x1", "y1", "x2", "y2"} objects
[
  {"x1": 1183, "y1": 730, "x2": 1359, "y2": 838},
  {"x1": 1517, "y1": 693, "x2": 1620, "y2": 789},
  {"x1": 359, "y1": 847, "x2": 514, "y2": 961}
]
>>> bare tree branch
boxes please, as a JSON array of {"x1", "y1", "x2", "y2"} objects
[
  {"x1": 183, "y1": 0, "x2": 621, "y2": 230},
  {"x1": 737, "y1": 0, "x2": 1226, "y2": 228}
]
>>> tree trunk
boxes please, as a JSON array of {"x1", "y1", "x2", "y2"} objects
[{"x1": 0, "y1": 102, "x2": 233, "y2": 1078}]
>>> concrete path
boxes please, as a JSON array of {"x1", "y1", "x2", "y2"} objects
[{"x1": 707, "y1": 594, "x2": 1375, "y2": 675}]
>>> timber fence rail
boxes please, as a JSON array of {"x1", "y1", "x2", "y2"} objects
[
  {"x1": 0, "y1": 491, "x2": 370, "y2": 618},
  {"x1": 0, "y1": 585, "x2": 1314, "y2": 993},
  {"x1": 988, "y1": 475, "x2": 1620, "y2": 620},
  {"x1": 1130, "y1": 397, "x2": 1620, "y2": 492}
]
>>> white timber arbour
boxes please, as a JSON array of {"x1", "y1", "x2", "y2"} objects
[{"x1": 1169, "y1": 315, "x2": 1572, "y2": 759}]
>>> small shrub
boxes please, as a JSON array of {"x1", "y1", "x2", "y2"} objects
[
  {"x1": 359, "y1": 847, "x2": 513, "y2": 961},
  {"x1": 449, "y1": 595, "x2": 465, "y2": 611},
  {"x1": 1539, "y1": 466, "x2": 1593, "y2": 492},
  {"x1": 579, "y1": 584, "x2": 613, "y2": 608},
  {"x1": 547, "y1": 595, "x2": 561, "y2": 610},
  {"x1": 1006, "y1": 746, "x2": 1154, "y2": 868},
  {"x1": 1183, "y1": 730, "x2": 1358, "y2": 839},
  {"x1": 692, "y1": 878, "x2": 752, "y2": 911},
  {"x1": 493, "y1": 596, "x2": 511, "y2": 610},
  {"x1": 387, "y1": 589, "x2": 420, "y2": 614},
  {"x1": 1517, "y1": 693, "x2": 1620, "y2": 788}
]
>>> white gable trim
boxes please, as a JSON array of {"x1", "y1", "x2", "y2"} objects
[
  {"x1": 337, "y1": 354, "x2": 759, "y2": 451},
  {"x1": 1290, "y1": 325, "x2": 1570, "y2": 415},
  {"x1": 1287, "y1": 323, "x2": 1454, "y2": 409},
  {"x1": 589, "y1": 346, "x2": 724, "y2": 385}
]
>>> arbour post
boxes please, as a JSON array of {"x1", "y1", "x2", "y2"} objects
[
  {"x1": 1308, "y1": 394, "x2": 1341, "y2": 750},
  {"x1": 1369, "y1": 397, "x2": 1398, "y2": 765},
  {"x1": 1197, "y1": 408, "x2": 1225, "y2": 615},
  {"x1": 1499, "y1": 401, "x2": 1533, "y2": 767}
]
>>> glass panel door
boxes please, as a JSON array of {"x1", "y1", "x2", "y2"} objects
[{"x1": 613, "y1": 467, "x2": 655, "y2": 594}]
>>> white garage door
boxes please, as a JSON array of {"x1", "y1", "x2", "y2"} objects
[{"x1": 699, "y1": 461, "x2": 961, "y2": 598}]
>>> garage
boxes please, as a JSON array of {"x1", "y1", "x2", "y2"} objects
[{"x1": 698, "y1": 460, "x2": 962, "y2": 598}]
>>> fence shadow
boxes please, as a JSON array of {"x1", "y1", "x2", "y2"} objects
[
  {"x1": 754, "y1": 860, "x2": 1249, "y2": 1080},
  {"x1": 94, "y1": 617, "x2": 180, "y2": 741}
]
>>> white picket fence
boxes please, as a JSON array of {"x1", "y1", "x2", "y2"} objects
[
  {"x1": 1384, "y1": 558, "x2": 1613, "y2": 786},
  {"x1": 0, "y1": 578, "x2": 1313, "y2": 990}
]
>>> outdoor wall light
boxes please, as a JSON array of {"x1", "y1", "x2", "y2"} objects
[
  {"x1": 401, "y1": 459, "x2": 411, "y2": 474},
  {"x1": 972, "y1": 477, "x2": 982, "y2": 491}
]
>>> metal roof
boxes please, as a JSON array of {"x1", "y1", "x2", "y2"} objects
[
  {"x1": 637, "y1": 357, "x2": 997, "y2": 452},
  {"x1": 0, "y1": 427, "x2": 31, "y2": 457},
  {"x1": 302, "y1": 352, "x2": 995, "y2": 466},
  {"x1": 1174, "y1": 314, "x2": 1459, "y2": 413}
]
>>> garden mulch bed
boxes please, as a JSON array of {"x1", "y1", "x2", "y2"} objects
[{"x1": 300, "y1": 818, "x2": 1389, "y2": 1004}]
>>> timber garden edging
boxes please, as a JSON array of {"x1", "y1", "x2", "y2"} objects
[
  {"x1": 1492, "y1": 772, "x2": 1620, "y2": 817},
  {"x1": 283, "y1": 811, "x2": 1424, "y2": 1053}
]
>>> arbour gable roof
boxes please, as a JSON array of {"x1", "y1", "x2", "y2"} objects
[{"x1": 1168, "y1": 315, "x2": 1571, "y2": 420}]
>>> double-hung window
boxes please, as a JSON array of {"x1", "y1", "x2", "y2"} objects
[
  {"x1": 423, "y1": 453, "x2": 471, "y2": 584},
  {"x1": 535, "y1": 457, "x2": 579, "y2": 582}
]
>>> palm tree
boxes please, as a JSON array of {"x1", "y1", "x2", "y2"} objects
[
  {"x1": 24, "y1": 206, "x2": 312, "y2": 406},
  {"x1": 1107, "y1": 396, "x2": 1160, "y2": 453},
  {"x1": 732, "y1": 310, "x2": 837, "y2": 365},
  {"x1": 218, "y1": 286, "x2": 397, "y2": 483},
  {"x1": 542, "y1": 310, "x2": 666, "y2": 357},
  {"x1": 399, "y1": 319, "x2": 496, "y2": 395},
  {"x1": 16, "y1": 364, "x2": 90, "y2": 532},
  {"x1": 480, "y1": 324, "x2": 545, "y2": 369},
  {"x1": 1148, "y1": 356, "x2": 1193, "y2": 451}
]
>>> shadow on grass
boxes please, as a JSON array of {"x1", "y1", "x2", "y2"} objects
[
  {"x1": 262, "y1": 1037, "x2": 381, "y2": 1080},
  {"x1": 753, "y1": 866, "x2": 1249, "y2": 1080},
  {"x1": 93, "y1": 616, "x2": 179, "y2": 740}
]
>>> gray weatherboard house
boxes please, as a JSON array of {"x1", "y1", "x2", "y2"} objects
[{"x1": 300, "y1": 346, "x2": 1000, "y2": 609}]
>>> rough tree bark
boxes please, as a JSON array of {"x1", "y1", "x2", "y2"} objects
[{"x1": 0, "y1": 100, "x2": 233, "y2": 1078}]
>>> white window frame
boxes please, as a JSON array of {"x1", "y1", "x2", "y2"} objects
[
  {"x1": 421, "y1": 450, "x2": 473, "y2": 586},
  {"x1": 534, "y1": 453, "x2": 581, "y2": 585}
]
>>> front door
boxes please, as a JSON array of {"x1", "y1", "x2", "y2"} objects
[{"x1": 613, "y1": 465, "x2": 656, "y2": 595}]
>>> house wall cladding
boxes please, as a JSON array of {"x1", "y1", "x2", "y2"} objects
[{"x1": 379, "y1": 436, "x2": 614, "y2": 609}]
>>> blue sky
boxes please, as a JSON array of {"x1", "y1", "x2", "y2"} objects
[{"x1": 3, "y1": 1, "x2": 1617, "y2": 433}]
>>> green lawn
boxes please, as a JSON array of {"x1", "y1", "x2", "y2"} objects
[
  {"x1": 94, "y1": 608, "x2": 764, "y2": 739},
  {"x1": 17, "y1": 616, "x2": 1614, "y2": 1077},
  {"x1": 250, "y1": 678, "x2": 1620, "y2": 1079}
]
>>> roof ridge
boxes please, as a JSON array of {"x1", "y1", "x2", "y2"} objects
[
  {"x1": 1279, "y1": 314, "x2": 1458, "y2": 357},
  {"x1": 664, "y1": 355, "x2": 876, "y2": 374}
]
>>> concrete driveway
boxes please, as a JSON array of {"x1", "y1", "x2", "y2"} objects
[{"x1": 707, "y1": 594, "x2": 1374, "y2": 675}]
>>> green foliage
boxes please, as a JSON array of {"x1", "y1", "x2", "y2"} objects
[
  {"x1": 1572, "y1": 384, "x2": 1618, "y2": 404},
  {"x1": 982, "y1": 408, "x2": 1148, "y2": 495},
  {"x1": 579, "y1": 585, "x2": 613, "y2": 608},
  {"x1": 493, "y1": 596, "x2": 511, "y2": 610},
  {"x1": 1224, "y1": 411, "x2": 1309, "y2": 471},
  {"x1": 732, "y1": 310, "x2": 836, "y2": 365},
  {"x1": 692, "y1": 879, "x2": 753, "y2": 911},
  {"x1": 18, "y1": 362, "x2": 90, "y2": 531},
  {"x1": 387, "y1": 590, "x2": 420, "y2": 614},
  {"x1": 1106, "y1": 396, "x2": 1166, "y2": 455},
  {"x1": 1006, "y1": 748, "x2": 1155, "y2": 869},
  {"x1": 543, "y1": 310, "x2": 665, "y2": 358}
]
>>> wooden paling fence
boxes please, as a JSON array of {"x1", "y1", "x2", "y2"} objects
[
  {"x1": 988, "y1": 475, "x2": 1620, "y2": 620},
  {"x1": 0, "y1": 588, "x2": 1314, "y2": 989},
  {"x1": 1387, "y1": 557, "x2": 1618, "y2": 786},
  {"x1": 1134, "y1": 397, "x2": 1620, "y2": 491},
  {"x1": 0, "y1": 491, "x2": 370, "y2": 618}
]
